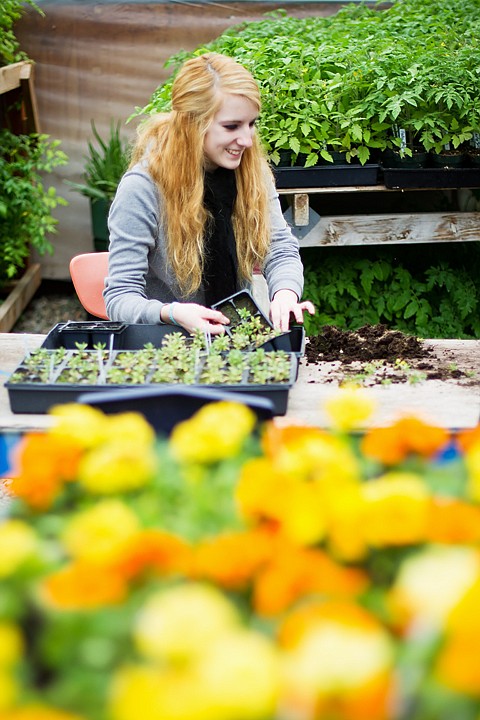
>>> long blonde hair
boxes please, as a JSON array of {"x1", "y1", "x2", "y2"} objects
[{"x1": 130, "y1": 53, "x2": 272, "y2": 297}]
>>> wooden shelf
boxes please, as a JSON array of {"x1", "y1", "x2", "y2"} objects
[
  {"x1": 278, "y1": 184, "x2": 480, "y2": 247},
  {"x1": 0, "y1": 264, "x2": 42, "y2": 332},
  {"x1": 0, "y1": 63, "x2": 42, "y2": 330},
  {"x1": 0, "y1": 60, "x2": 40, "y2": 134}
]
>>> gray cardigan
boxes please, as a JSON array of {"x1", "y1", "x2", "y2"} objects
[{"x1": 104, "y1": 163, "x2": 304, "y2": 324}]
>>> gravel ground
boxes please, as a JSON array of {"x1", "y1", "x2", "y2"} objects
[{"x1": 11, "y1": 280, "x2": 88, "y2": 334}]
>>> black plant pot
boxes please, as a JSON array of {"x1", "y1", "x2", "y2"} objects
[
  {"x1": 90, "y1": 198, "x2": 111, "y2": 252},
  {"x1": 429, "y1": 150, "x2": 467, "y2": 168},
  {"x1": 382, "y1": 148, "x2": 428, "y2": 169},
  {"x1": 467, "y1": 150, "x2": 480, "y2": 168}
]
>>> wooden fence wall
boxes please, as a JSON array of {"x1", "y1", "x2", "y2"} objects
[{"x1": 15, "y1": 1, "x2": 346, "y2": 279}]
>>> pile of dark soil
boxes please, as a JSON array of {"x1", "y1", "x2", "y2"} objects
[{"x1": 305, "y1": 324, "x2": 470, "y2": 386}]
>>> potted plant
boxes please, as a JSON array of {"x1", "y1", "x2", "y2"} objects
[
  {"x1": 0, "y1": 130, "x2": 68, "y2": 284},
  {"x1": 68, "y1": 120, "x2": 131, "y2": 251}
]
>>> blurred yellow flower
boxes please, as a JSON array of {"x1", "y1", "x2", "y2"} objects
[
  {"x1": 280, "y1": 601, "x2": 394, "y2": 718},
  {"x1": 0, "y1": 520, "x2": 38, "y2": 578},
  {"x1": 389, "y1": 545, "x2": 480, "y2": 631},
  {"x1": 324, "y1": 386, "x2": 377, "y2": 431},
  {"x1": 170, "y1": 402, "x2": 256, "y2": 464},
  {"x1": 49, "y1": 404, "x2": 109, "y2": 449},
  {"x1": 77, "y1": 440, "x2": 157, "y2": 494},
  {"x1": 361, "y1": 472, "x2": 430, "y2": 546},
  {"x1": 0, "y1": 669, "x2": 19, "y2": 712},
  {"x1": 195, "y1": 629, "x2": 280, "y2": 720},
  {"x1": 464, "y1": 442, "x2": 480, "y2": 503},
  {"x1": 0, "y1": 706, "x2": 86, "y2": 720},
  {"x1": 109, "y1": 664, "x2": 210, "y2": 720},
  {"x1": 62, "y1": 499, "x2": 140, "y2": 563},
  {"x1": 0, "y1": 623, "x2": 23, "y2": 667},
  {"x1": 104, "y1": 412, "x2": 156, "y2": 447},
  {"x1": 134, "y1": 583, "x2": 240, "y2": 663}
]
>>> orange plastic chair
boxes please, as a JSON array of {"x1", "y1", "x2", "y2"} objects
[{"x1": 69, "y1": 252, "x2": 109, "y2": 320}]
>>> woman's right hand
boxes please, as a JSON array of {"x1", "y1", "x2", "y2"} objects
[{"x1": 161, "y1": 302, "x2": 230, "y2": 334}]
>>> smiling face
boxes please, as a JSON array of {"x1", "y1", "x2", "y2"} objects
[{"x1": 203, "y1": 93, "x2": 258, "y2": 171}]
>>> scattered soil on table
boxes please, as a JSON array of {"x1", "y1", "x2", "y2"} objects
[{"x1": 305, "y1": 324, "x2": 476, "y2": 386}]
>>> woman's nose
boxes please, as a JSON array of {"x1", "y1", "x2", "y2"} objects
[{"x1": 238, "y1": 127, "x2": 253, "y2": 147}]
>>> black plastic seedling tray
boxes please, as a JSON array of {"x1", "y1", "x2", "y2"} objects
[
  {"x1": 273, "y1": 163, "x2": 380, "y2": 189},
  {"x1": 382, "y1": 166, "x2": 480, "y2": 189},
  {"x1": 78, "y1": 386, "x2": 275, "y2": 435},
  {"x1": 6, "y1": 346, "x2": 298, "y2": 416}
]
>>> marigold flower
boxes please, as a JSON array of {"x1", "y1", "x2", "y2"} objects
[
  {"x1": 261, "y1": 424, "x2": 360, "y2": 485},
  {"x1": 324, "y1": 386, "x2": 377, "y2": 431},
  {"x1": 170, "y1": 402, "x2": 256, "y2": 464},
  {"x1": 112, "y1": 529, "x2": 191, "y2": 581},
  {"x1": 104, "y1": 412, "x2": 156, "y2": 447},
  {"x1": 195, "y1": 628, "x2": 280, "y2": 720},
  {"x1": 361, "y1": 472, "x2": 430, "y2": 547},
  {"x1": 254, "y1": 543, "x2": 368, "y2": 616},
  {"x1": 49, "y1": 403, "x2": 110, "y2": 449},
  {"x1": 237, "y1": 458, "x2": 328, "y2": 544},
  {"x1": 463, "y1": 442, "x2": 480, "y2": 503},
  {"x1": 77, "y1": 441, "x2": 157, "y2": 494},
  {"x1": 0, "y1": 669, "x2": 19, "y2": 712},
  {"x1": 426, "y1": 497, "x2": 480, "y2": 544},
  {"x1": 134, "y1": 583, "x2": 240, "y2": 663},
  {"x1": 435, "y1": 634, "x2": 480, "y2": 697},
  {"x1": 388, "y1": 545, "x2": 480, "y2": 632},
  {"x1": 109, "y1": 665, "x2": 209, "y2": 720},
  {"x1": 8, "y1": 434, "x2": 83, "y2": 510},
  {"x1": 61, "y1": 499, "x2": 140, "y2": 563},
  {"x1": 0, "y1": 623, "x2": 23, "y2": 667},
  {"x1": 0, "y1": 520, "x2": 38, "y2": 578},
  {"x1": 0, "y1": 707, "x2": 85, "y2": 720},
  {"x1": 279, "y1": 601, "x2": 394, "y2": 720},
  {"x1": 191, "y1": 529, "x2": 274, "y2": 588},
  {"x1": 42, "y1": 561, "x2": 128, "y2": 610},
  {"x1": 361, "y1": 416, "x2": 450, "y2": 465},
  {"x1": 435, "y1": 575, "x2": 480, "y2": 695}
]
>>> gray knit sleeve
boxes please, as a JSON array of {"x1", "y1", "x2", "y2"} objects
[
  {"x1": 104, "y1": 166, "x2": 173, "y2": 324},
  {"x1": 262, "y1": 173, "x2": 304, "y2": 301}
]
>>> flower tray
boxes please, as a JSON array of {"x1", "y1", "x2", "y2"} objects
[
  {"x1": 77, "y1": 386, "x2": 275, "y2": 436},
  {"x1": 6, "y1": 347, "x2": 298, "y2": 416},
  {"x1": 272, "y1": 163, "x2": 380, "y2": 189},
  {"x1": 382, "y1": 166, "x2": 480, "y2": 189}
]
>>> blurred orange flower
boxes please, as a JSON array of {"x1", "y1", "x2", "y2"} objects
[
  {"x1": 191, "y1": 528, "x2": 274, "y2": 589},
  {"x1": 42, "y1": 561, "x2": 128, "y2": 610},
  {"x1": 254, "y1": 542, "x2": 368, "y2": 616},
  {"x1": 361, "y1": 417, "x2": 450, "y2": 465}
]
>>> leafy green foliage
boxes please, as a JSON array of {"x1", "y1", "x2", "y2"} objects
[
  {"x1": 301, "y1": 244, "x2": 480, "y2": 339},
  {"x1": 0, "y1": 0, "x2": 43, "y2": 66},
  {"x1": 67, "y1": 121, "x2": 131, "y2": 203},
  {"x1": 0, "y1": 130, "x2": 68, "y2": 282},
  {"x1": 134, "y1": 0, "x2": 480, "y2": 165}
]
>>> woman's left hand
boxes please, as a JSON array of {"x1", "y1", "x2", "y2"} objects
[{"x1": 270, "y1": 289, "x2": 315, "y2": 332}]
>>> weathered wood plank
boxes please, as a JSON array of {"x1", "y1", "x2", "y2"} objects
[
  {"x1": 0, "y1": 264, "x2": 42, "y2": 333},
  {"x1": 288, "y1": 211, "x2": 480, "y2": 247},
  {"x1": 0, "y1": 61, "x2": 30, "y2": 95}
]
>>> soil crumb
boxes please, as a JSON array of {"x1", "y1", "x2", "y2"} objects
[{"x1": 305, "y1": 324, "x2": 472, "y2": 386}]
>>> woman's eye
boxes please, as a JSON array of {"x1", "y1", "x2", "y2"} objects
[{"x1": 224, "y1": 124, "x2": 238, "y2": 131}]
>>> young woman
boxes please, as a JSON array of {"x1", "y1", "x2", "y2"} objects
[{"x1": 104, "y1": 52, "x2": 314, "y2": 333}]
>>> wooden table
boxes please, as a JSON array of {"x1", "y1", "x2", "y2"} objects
[{"x1": 1, "y1": 332, "x2": 480, "y2": 432}]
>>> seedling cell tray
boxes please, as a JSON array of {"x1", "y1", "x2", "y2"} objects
[
  {"x1": 6, "y1": 347, "x2": 298, "y2": 416},
  {"x1": 273, "y1": 163, "x2": 380, "y2": 189}
]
